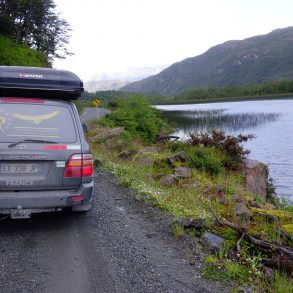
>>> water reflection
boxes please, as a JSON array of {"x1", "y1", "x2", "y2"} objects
[{"x1": 163, "y1": 109, "x2": 280, "y2": 133}]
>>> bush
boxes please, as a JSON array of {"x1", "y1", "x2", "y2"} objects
[
  {"x1": 168, "y1": 141, "x2": 223, "y2": 176},
  {"x1": 187, "y1": 146, "x2": 223, "y2": 176},
  {"x1": 98, "y1": 96, "x2": 171, "y2": 143},
  {"x1": 189, "y1": 130, "x2": 254, "y2": 169}
]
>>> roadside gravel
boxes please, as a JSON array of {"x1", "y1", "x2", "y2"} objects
[{"x1": 0, "y1": 168, "x2": 229, "y2": 292}]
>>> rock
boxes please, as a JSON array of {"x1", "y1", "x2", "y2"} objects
[
  {"x1": 233, "y1": 194, "x2": 244, "y2": 203},
  {"x1": 174, "y1": 167, "x2": 192, "y2": 178},
  {"x1": 182, "y1": 183, "x2": 200, "y2": 190},
  {"x1": 166, "y1": 151, "x2": 188, "y2": 165},
  {"x1": 219, "y1": 197, "x2": 229, "y2": 206},
  {"x1": 153, "y1": 173, "x2": 165, "y2": 180},
  {"x1": 118, "y1": 150, "x2": 137, "y2": 159},
  {"x1": 263, "y1": 266, "x2": 274, "y2": 279},
  {"x1": 202, "y1": 232, "x2": 224, "y2": 252},
  {"x1": 248, "y1": 200, "x2": 264, "y2": 209},
  {"x1": 138, "y1": 158, "x2": 154, "y2": 168},
  {"x1": 160, "y1": 174, "x2": 178, "y2": 187},
  {"x1": 244, "y1": 159, "x2": 269, "y2": 199},
  {"x1": 177, "y1": 218, "x2": 205, "y2": 229},
  {"x1": 216, "y1": 185, "x2": 224, "y2": 192},
  {"x1": 233, "y1": 203, "x2": 252, "y2": 221},
  {"x1": 238, "y1": 285, "x2": 253, "y2": 293},
  {"x1": 138, "y1": 146, "x2": 159, "y2": 155},
  {"x1": 93, "y1": 159, "x2": 101, "y2": 167},
  {"x1": 92, "y1": 127, "x2": 124, "y2": 141}
]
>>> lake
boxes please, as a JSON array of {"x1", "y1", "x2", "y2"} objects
[{"x1": 157, "y1": 99, "x2": 293, "y2": 203}]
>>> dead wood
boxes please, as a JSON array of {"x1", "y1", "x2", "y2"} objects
[
  {"x1": 208, "y1": 207, "x2": 293, "y2": 260},
  {"x1": 155, "y1": 135, "x2": 180, "y2": 143}
]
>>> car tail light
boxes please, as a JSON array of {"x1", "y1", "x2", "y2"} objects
[
  {"x1": 64, "y1": 154, "x2": 93, "y2": 178},
  {"x1": 71, "y1": 195, "x2": 84, "y2": 202}
]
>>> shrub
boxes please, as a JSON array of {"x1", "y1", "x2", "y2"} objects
[
  {"x1": 187, "y1": 146, "x2": 223, "y2": 176},
  {"x1": 168, "y1": 141, "x2": 223, "y2": 176},
  {"x1": 189, "y1": 130, "x2": 254, "y2": 169},
  {"x1": 98, "y1": 96, "x2": 171, "y2": 143}
]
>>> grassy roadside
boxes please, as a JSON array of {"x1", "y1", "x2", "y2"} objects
[{"x1": 87, "y1": 96, "x2": 293, "y2": 292}]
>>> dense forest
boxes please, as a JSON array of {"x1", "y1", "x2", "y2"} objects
[
  {"x1": 82, "y1": 79, "x2": 293, "y2": 106},
  {"x1": 170, "y1": 79, "x2": 293, "y2": 104}
]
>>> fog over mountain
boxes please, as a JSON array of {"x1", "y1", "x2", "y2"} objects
[{"x1": 84, "y1": 66, "x2": 167, "y2": 92}]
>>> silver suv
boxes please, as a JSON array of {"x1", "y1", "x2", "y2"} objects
[{"x1": 0, "y1": 66, "x2": 93, "y2": 219}]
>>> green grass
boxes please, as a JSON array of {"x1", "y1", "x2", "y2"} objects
[
  {"x1": 171, "y1": 222, "x2": 185, "y2": 238},
  {"x1": 0, "y1": 36, "x2": 48, "y2": 67},
  {"x1": 203, "y1": 255, "x2": 251, "y2": 284},
  {"x1": 272, "y1": 272, "x2": 293, "y2": 293}
]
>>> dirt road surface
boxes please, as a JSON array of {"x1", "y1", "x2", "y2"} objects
[{"x1": 0, "y1": 169, "x2": 228, "y2": 293}]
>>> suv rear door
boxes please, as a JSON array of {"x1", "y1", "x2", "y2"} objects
[{"x1": 0, "y1": 98, "x2": 82, "y2": 191}]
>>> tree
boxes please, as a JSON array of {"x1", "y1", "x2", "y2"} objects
[{"x1": 0, "y1": 0, "x2": 72, "y2": 63}]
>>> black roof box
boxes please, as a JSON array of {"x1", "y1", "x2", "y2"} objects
[{"x1": 0, "y1": 66, "x2": 84, "y2": 100}]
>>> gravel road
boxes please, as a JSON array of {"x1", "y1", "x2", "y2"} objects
[
  {"x1": 80, "y1": 108, "x2": 111, "y2": 123},
  {"x1": 0, "y1": 169, "x2": 228, "y2": 293}
]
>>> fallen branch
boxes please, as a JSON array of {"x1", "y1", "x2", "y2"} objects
[
  {"x1": 208, "y1": 207, "x2": 293, "y2": 259},
  {"x1": 155, "y1": 135, "x2": 180, "y2": 143},
  {"x1": 236, "y1": 232, "x2": 246, "y2": 255},
  {"x1": 208, "y1": 207, "x2": 293, "y2": 274}
]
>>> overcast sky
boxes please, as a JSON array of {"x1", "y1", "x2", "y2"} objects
[{"x1": 54, "y1": 0, "x2": 293, "y2": 81}]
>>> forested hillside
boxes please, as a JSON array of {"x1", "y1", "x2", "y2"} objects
[{"x1": 122, "y1": 27, "x2": 293, "y2": 95}]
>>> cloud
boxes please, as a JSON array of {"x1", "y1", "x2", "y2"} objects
[{"x1": 54, "y1": 0, "x2": 293, "y2": 81}]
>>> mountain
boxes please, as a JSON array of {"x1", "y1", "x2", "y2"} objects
[
  {"x1": 122, "y1": 27, "x2": 293, "y2": 95},
  {"x1": 84, "y1": 66, "x2": 166, "y2": 92}
]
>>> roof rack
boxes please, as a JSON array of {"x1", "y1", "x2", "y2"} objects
[{"x1": 0, "y1": 66, "x2": 84, "y2": 100}]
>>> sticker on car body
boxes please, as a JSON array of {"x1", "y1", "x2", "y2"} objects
[{"x1": 56, "y1": 161, "x2": 66, "y2": 168}]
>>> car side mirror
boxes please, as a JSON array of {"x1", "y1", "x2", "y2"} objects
[{"x1": 82, "y1": 123, "x2": 88, "y2": 134}]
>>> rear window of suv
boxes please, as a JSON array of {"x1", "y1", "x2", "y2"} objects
[{"x1": 0, "y1": 102, "x2": 77, "y2": 143}]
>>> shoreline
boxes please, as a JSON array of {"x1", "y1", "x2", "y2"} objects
[{"x1": 155, "y1": 93, "x2": 293, "y2": 106}]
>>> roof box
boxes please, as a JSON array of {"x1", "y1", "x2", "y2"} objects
[{"x1": 0, "y1": 66, "x2": 84, "y2": 100}]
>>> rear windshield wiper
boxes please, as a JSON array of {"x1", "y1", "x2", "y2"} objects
[{"x1": 8, "y1": 139, "x2": 58, "y2": 148}]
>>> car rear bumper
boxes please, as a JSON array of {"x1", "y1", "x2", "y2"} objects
[{"x1": 0, "y1": 181, "x2": 93, "y2": 215}]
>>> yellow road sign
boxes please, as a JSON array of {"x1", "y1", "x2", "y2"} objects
[{"x1": 92, "y1": 98, "x2": 101, "y2": 107}]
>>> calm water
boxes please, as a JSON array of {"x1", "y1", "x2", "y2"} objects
[{"x1": 157, "y1": 99, "x2": 293, "y2": 202}]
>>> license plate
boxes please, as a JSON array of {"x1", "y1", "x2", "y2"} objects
[
  {"x1": 10, "y1": 209, "x2": 32, "y2": 219},
  {"x1": 1, "y1": 163, "x2": 38, "y2": 174}
]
